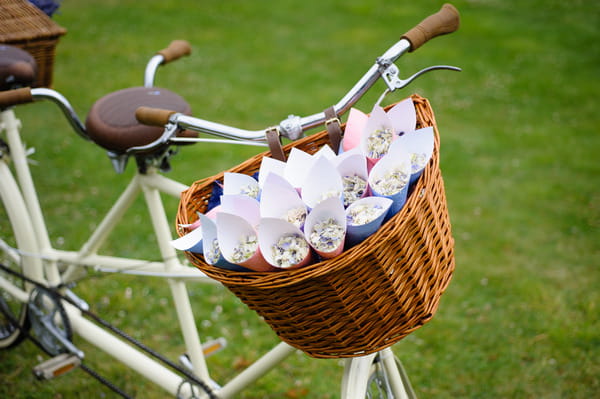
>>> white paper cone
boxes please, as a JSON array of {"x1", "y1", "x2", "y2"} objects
[
  {"x1": 260, "y1": 174, "x2": 307, "y2": 229},
  {"x1": 216, "y1": 213, "x2": 274, "y2": 271},
  {"x1": 284, "y1": 147, "x2": 315, "y2": 190},
  {"x1": 345, "y1": 197, "x2": 393, "y2": 247},
  {"x1": 258, "y1": 218, "x2": 313, "y2": 269},
  {"x1": 258, "y1": 156, "x2": 287, "y2": 188},
  {"x1": 391, "y1": 126, "x2": 434, "y2": 184},
  {"x1": 220, "y1": 194, "x2": 261, "y2": 229},
  {"x1": 386, "y1": 97, "x2": 417, "y2": 135},
  {"x1": 314, "y1": 144, "x2": 337, "y2": 161},
  {"x1": 223, "y1": 172, "x2": 260, "y2": 200},
  {"x1": 300, "y1": 156, "x2": 343, "y2": 209},
  {"x1": 304, "y1": 197, "x2": 346, "y2": 259}
]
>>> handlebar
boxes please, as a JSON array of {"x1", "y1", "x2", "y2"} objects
[
  {"x1": 0, "y1": 4, "x2": 460, "y2": 153},
  {"x1": 136, "y1": 3, "x2": 460, "y2": 145}
]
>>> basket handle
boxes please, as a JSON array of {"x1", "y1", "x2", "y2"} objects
[
  {"x1": 401, "y1": 3, "x2": 460, "y2": 52},
  {"x1": 0, "y1": 87, "x2": 33, "y2": 109}
]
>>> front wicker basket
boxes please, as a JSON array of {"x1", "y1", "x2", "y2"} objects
[{"x1": 177, "y1": 94, "x2": 455, "y2": 358}]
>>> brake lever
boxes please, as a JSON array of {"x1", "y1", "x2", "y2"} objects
[{"x1": 377, "y1": 60, "x2": 461, "y2": 91}]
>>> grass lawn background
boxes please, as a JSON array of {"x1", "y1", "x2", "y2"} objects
[{"x1": 0, "y1": 0, "x2": 598, "y2": 397}]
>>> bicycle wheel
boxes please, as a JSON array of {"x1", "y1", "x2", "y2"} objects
[
  {"x1": 341, "y1": 349, "x2": 417, "y2": 399},
  {"x1": 0, "y1": 161, "x2": 40, "y2": 348}
]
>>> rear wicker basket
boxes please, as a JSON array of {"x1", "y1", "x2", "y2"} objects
[
  {"x1": 177, "y1": 94, "x2": 455, "y2": 358},
  {"x1": 0, "y1": 0, "x2": 67, "y2": 88}
]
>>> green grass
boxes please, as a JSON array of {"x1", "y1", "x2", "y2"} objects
[{"x1": 1, "y1": 0, "x2": 599, "y2": 397}]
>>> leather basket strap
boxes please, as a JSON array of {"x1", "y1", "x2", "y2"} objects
[
  {"x1": 324, "y1": 106, "x2": 343, "y2": 154},
  {"x1": 265, "y1": 127, "x2": 286, "y2": 162}
]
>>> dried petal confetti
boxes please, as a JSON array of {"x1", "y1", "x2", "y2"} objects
[
  {"x1": 346, "y1": 203, "x2": 385, "y2": 226},
  {"x1": 239, "y1": 184, "x2": 260, "y2": 199},
  {"x1": 309, "y1": 218, "x2": 345, "y2": 253},
  {"x1": 366, "y1": 127, "x2": 394, "y2": 159},
  {"x1": 410, "y1": 152, "x2": 428, "y2": 173},
  {"x1": 371, "y1": 169, "x2": 410, "y2": 195},
  {"x1": 205, "y1": 238, "x2": 221, "y2": 264},
  {"x1": 342, "y1": 175, "x2": 367, "y2": 207},
  {"x1": 270, "y1": 233, "x2": 310, "y2": 268},
  {"x1": 284, "y1": 206, "x2": 307, "y2": 228},
  {"x1": 231, "y1": 234, "x2": 258, "y2": 263},
  {"x1": 319, "y1": 189, "x2": 342, "y2": 203}
]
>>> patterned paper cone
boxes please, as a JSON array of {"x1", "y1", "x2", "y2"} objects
[
  {"x1": 304, "y1": 197, "x2": 347, "y2": 259},
  {"x1": 199, "y1": 214, "x2": 248, "y2": 271},
  {"x1": 335, "y1": 151, "x2": 369, "y2": 207},
  {"x1": 359, "y1": 105, "x2": 397, "y2": 170},
  {"x1": 341, "y1": 108, "x2": 369, "y2": 152},
  {"x1": 368, "y1": 146, "x2": 412, "y2": 217},
  {"x1": 170, "y1": 223, "x2": 204, "y2": 254},
  {"x1": 170, "y1": 206, "x2": 221, "y2": 254},
  {"x1": 345, "y1": 197, "x2": 393, "y2": 248},
  {"x1": 259, "y1": 218, "x2": 313, "y2": 270},
  {"x1": 216, "y1": 212, "x2": 275, "y2": 271}
]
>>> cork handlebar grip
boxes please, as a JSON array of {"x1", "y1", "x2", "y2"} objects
[
  {"x1": 401, "y1": 4, "x2": 460, "y2": 52},
  {"x1": 135, "y1": 106, "x2": 176, "y2": 127},
  {"x1": 0, "y1": 87, "x2": 33, "y2": 109},
  {"x1": 157, "y1": 40, "x2": 192, "y2": 64}
]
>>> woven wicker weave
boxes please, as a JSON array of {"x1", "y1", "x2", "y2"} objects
[
  {"x1": 0, "y1": 0, "x2": 67, "y2": 88},
  {"x1": 177, "y1": 94, "x2": 455, "y2": 358}
]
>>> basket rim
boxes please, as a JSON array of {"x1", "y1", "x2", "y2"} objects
[{"x1": 179, "y1": 94, "x2": 439, "y2": 287}]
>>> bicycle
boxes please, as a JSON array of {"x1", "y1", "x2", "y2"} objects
[{"x1": 0, "y1": 4, "x2": 459, "y2": 398}]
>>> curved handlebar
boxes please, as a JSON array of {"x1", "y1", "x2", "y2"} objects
[
  {"x1": 401, "y1": 4, "x2": 460, "y2": 52},
  {"x1": 135, "y1": 4, "x2": 461, "y2": 146},
  {"x1": 2, "y1": 5, "x2": 460, "y2": 153}
]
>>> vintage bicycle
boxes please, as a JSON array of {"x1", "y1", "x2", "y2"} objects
[{"x1": 0, "y1": 4, "x2": 459, "y2": 398}]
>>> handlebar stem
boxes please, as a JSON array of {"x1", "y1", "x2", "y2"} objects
[{"x1": 144, "y1": 55, "x2": 165, "y2": 87}]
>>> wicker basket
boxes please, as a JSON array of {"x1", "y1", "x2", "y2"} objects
[
  {"x1": 0, "y1": 0, "x2": 67, "y2": 88},
  {"x1": 178, "y1": 94, "x2": 455, "y2": 358}
]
